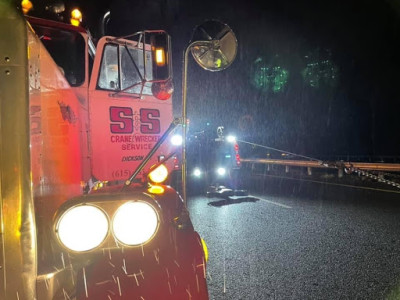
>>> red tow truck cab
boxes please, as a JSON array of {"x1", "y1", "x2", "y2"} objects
[{"x1": 0, "y1": 4, "x2": 208, "y2": 299}]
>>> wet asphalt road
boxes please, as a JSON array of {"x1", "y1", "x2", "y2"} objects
[{"x1": 187, "y1": 179, "x2": 400, "y2": 300}]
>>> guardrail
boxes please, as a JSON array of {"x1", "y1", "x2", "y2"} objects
[
  {"x1": 239, "y1": 158, "x2": 400, "y2": 192},
  {"x1": 241, "y1": 158, "x2": 400, "y2": 172}
]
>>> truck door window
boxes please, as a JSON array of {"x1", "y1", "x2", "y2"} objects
[
  {"x1": 31, "y1": 24, "x2": 85, "y2": 86},
  {"x1": 98, "y1": 45, "x2": 119, "y2": 90},
  {"x1": 97, "y1": 43, "x2": 153, "y2": 95}
]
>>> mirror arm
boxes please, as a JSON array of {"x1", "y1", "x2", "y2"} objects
[
  {"x1": 148, "y1": 151, "x2": 177, "y2": 173},
  {"x1": 111, "y1": 81, "x2": 143, "y2": 96},
  {"x1": 181, "y1": 41, "x2": 213, "y2": 207},
  {"x1": 123, "y1": 118, "x2": 181, "y2": 190}
]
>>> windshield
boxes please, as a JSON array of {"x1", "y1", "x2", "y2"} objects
[{"x1": 31, "y1": 24, "x2": 85, "y2": 86}]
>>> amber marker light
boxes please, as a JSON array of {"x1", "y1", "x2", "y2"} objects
[
  {"x1": 148, "y1": 164, "x2": 168, "y2": 183},
  {"x1": 155, "y1": 48, "x2": 166, "y2": 66},
  {"x1": 21, "y1": 0, "x2": 33, "y2": 14},
  {"x1": 70, "y1": 8, "x2": 82, "y2": 26},
  {"x1": 147, "y1": 185, "x2": 165, "y2": 195}
]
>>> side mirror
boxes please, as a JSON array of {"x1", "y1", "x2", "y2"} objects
[
  {"x1": 147, "y1": 31, "x2": 171, "y2": 81},
  {"x1": 147, "y1": 31, "x2": 173, "y2": 100},
  {"x1": 190, "y1": 20, "x2": 237, "y2": 71}
]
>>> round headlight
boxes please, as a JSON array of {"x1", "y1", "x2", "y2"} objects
[
  {"x1": 217, "y1": 167, "x2": 226, "y2": 176},
  {"x1": 148, "y1": 164, "x2": 168, "y2": 183},
  {"x1": 112, "y1": 202, "x2": 159, "y2": 246},
  {"x1": 193, "y1": 168, "x2": 202, "y2": 177},
  {"x1": 56, "y1": 205, "x2": 109, "y2": 252}
]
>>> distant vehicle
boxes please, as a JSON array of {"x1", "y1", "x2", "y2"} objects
[{"x1": 187, "y1": 126, "x2": 247, "y2": 198}]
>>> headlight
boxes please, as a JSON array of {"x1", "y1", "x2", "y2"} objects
[
  {"x1": 226, "y1": 135, "x2": 236, "y2": 143},
  {"x1": 217, "y1": 167, "x2": 226, "y2": 176},
  {"x1": 112, "y1": 201, "x2": 159, "y2": 246},
  {"x1": 170, "y1": 134, "x2": 182, "y2": 146},
  {"x1": 148, "y1": 164, "x2": 168, "y2": 183},
  {"x1": 56, "y1": 205, "x2": 109, "y2": 252},
  {"x1": 193, "y1": 168, "x2": 202, "y2": 177}
]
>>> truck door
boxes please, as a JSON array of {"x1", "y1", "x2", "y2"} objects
[{"x1": 88, "y1": 35, "x2": 173, "y2": 182}]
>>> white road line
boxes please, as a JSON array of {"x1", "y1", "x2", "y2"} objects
[{"x1": 255, "y1": 196, "x2": 292, "y2": 209}]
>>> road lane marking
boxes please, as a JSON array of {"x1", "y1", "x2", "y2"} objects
[{"x1": 255, "y1": 196, "x2": 292, "y2": 209}]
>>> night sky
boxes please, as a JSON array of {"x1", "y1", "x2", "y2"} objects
[{"x1": 34, "y1": 0, "x2": 400, "y2": 158}]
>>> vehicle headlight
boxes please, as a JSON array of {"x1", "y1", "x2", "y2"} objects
[
  {"x1": 226, "y1": 135, "x2": 236, "y2": 143},
  {"x1": 112, "y1": 201, "x2": 159, "y2": 246},
  {"x1": 148, "y1": 164, "x2": 168, "y2": 183},
  {"x1": 193, "y1": 168, "x2": 202, "y2": 177},
  {"x1": 56, "y1": 205, "x2": 109, "y2": 252},
  {"x1": 170, "y1": 134, "x2": 182, "y2": 146},
  {"x1": 217, "y1": 167, "x2": 226, "y2": 176}
]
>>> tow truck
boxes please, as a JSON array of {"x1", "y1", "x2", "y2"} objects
[
  {"x1": 0, "y1": 1, "x2": 237, "y2": 299},
  {"x1": 188, "y1": 125, "x2": 247, "y2": 198}
]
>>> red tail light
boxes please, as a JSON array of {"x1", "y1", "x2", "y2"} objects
[
  {"x1": 236, "y1": 154, "x2": 241, "y2": 166},
  {"x1": 173, "y1": 156, "x2": 180, "y2": 170},
  {"x1": 234, "y1": 143, "x2": 240, "y2": 166}
]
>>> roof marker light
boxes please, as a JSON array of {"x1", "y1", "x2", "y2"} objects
[
  {"x1": 21, "y1": 0, "x2": 33, "y2": 14},
  {"x1": 70, "y1": 8, "x2": 82, "y2": 27}
]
